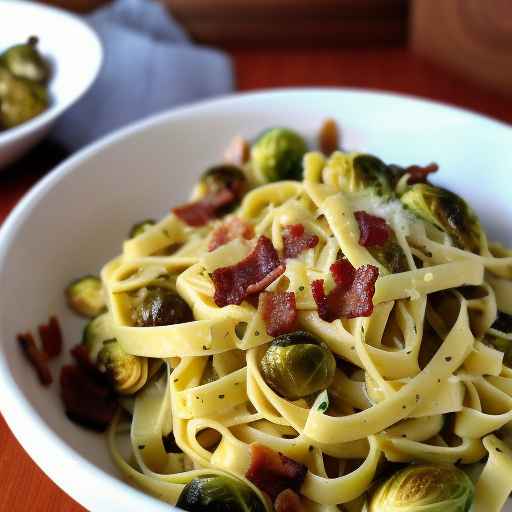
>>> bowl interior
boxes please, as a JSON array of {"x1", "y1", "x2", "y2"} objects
[
  {"x1": 0, "y1": 1, "x2": 101, "y2": 139},
  {"x1": 0, "y1": 89, "x2": 511, "y2": 511}
]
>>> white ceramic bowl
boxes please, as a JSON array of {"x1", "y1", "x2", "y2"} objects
[
  {"x1": 0, "y1": 0, "x2": 102, "y2": 170},
  {"x1": 0, "y1": 89, "x2": 511, "y2": 511}
]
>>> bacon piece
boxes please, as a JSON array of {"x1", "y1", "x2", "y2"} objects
[
  {"x1": 406, "y1": 162, "x2": 439, "y2": 184},
  {"x1": 172, "y1": 188, "x2": 236, "y2": 227},
  {"x1": 17, "y1": 332, "x2": 52, "y2": 386},
  {"x1": 275, "y1": 489, "x2": 305, "y2": 512},
  {"x1": 212, "y1": 236, "x2": 285, "y2": 307},
  {"x1": 260, "y1": 292, "x2": 297, "y2": 336},
  {"x1": 224, "y1": 135, "x2": 250, "y2": 165},
  {"x1": 38, "y1": 315, "x2": 63, "y2": 358},
  {"x1": 311, "y1": 260, "x2": 379, "y2": 321},
  {"x1": 282, "y1": 224, "x2": 319, "y2": 259},
  {"x1": 208, "y1": 217, "x2": 254, "y2": 252},
  {"x1": 60, "y1": 344, "x2": 117, "y2": 431},
  {"x1": 245, "y1": 443, "x2": 307, "y2": 500},
  {"x1": 354, "y1": 211, "x2": 391, "y2": 247},
  {"x1": 318, "y1": 118, "x2": 340, "y2": 155}
]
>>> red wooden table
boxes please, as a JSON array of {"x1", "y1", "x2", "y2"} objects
[{"x1": 1, "y1": 47, "x2": 512, "y2": 511}]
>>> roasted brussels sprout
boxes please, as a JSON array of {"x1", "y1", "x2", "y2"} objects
[
  {"x1": 97, "y1": 339, "x2": 144, "y2": 394},
  {"x1": 251, "y1": 128, "x2": 307, "y2": 182},
  {"x1": 129, "y1": 219, "x2": 155, "y2": 238},
  {"x1": 368, "y1": 237, "x2": 409, "y2": 273},
  {"x1": 176, "y1": 474, "x2": 266, "y2": 512},
  {"x1": 1, "y1": 36, "x2": 50, "y2": 83},
  {"x1": 66, "y1": 276, "x2": 106, "y2": 318},
  {"x1": 82, "y1": 312, "x2": 115, "y2": 363},
  {"x1": 368, "y1": 464, "x2": 474, "y2": 512},
  {"x1": 350, "y1": 154, "x2": 399, "y2": 198},
  {"x1": 260, "y1": 331, "x2": 336, "y2": 400},
  {"x1": 400, "y1": 184, "x2": 483, "y2": 253},
  {"x1": 135, "y1": 287, "x2": 193, "y2": 327},
  {"x1": 0, "y1": 66, "x2": 48, "y2": 129},
  {"x1": 202, "y1": 165, "x2": 247, "y2": 197}
]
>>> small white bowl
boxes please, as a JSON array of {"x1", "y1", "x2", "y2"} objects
[
  {"x1": 0, "y1": 89, "x2": 511, "y2": 511},
  {"x1": 0, "y1": 1, "x2": 102, "y2": 170}
]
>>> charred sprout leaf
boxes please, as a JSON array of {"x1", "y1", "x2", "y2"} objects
[
  {"x1": 66, "y1": 275, "x2": 106, "y2": 318},
  {"x1": 129, "y1": 219, "x2": 155, "y2": 238},
  {"x1": 368, "y1": 237, "x2": 409, "y2": 273},
  {"x1": 135, "y1": 287, "x2": 193, "y2": 327},
  {"x1": 177, "y1": 474, "x2": 266, "y2": 512},
  {"x1": 368, "y1": 464, "x2": 474, "y2": 512},
  {"x1": 400, "y1": 184, "x2": 483, "y2": 253},
  {"x1": 97, "y1": 338, "x2": 144, "y2": 394},
  {"x1": 251, "y1": 128, "x2": 307, "y2": 182},
  {"x1": 82, "y1": 312, "x2": 115, "y2": 363},
  {"x1": 351, "y1": 154, "x2": 399, "y2": 199},
  {"x1": 0, "y1": 66, "x2": 48, "y2": 129},
  {"x1": 1, "y1": 36, "x2": 50, "y2": 83},
  {"x1": 260, "y1": 331, "x2": 336, "y2": 400}
]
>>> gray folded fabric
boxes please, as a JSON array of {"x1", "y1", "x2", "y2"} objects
[{"x1": 52, "y1": 0, "x2": 233, "y2": 150}]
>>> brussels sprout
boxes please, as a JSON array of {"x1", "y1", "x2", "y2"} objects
[
  {"x1": 202, "y1": 165, "x2": 247, "y2": 196},
  {"x1": 177, "y1": 474, "x2": 266, "y2": 512},
  {"x1": 1, "y1": 36, "x2": 50, "y2": 84},
  {"x1": 259, "y1": 331, "x2": 336, "y2": 400},
  {"x1": 400, "y1": 184, "x2": 482, "y2": 253},
  {"x1": 129, "y1": 219, "x2": 155, "y2": 238},
  {"x1": 135, "y1": 287, "x2": 193, "y2": 327},
  {"x1": 251, "y1": 128, "x2": 307, "y2": 182},
  {"x1": 368, "y1": 237, "x2": 409, "y2": 273},
  {"x1": 97, "y1": 339, "x2": 144, "y2": 394},
  {"x1": 350, "y1": 155, "x2": 400, "y2": 198},
  {"x1": 82, "y1": 312, "x2": 115, "y2": 363},
  {"x1": 66, "y1": 275, "x2": 106, "y2": 318},
  {"x1": 368, "y1": 464, "x2": 474, "y2": 512},
  {"x1": 0, "y1": 66, "x2": 48, "y2": 129}
]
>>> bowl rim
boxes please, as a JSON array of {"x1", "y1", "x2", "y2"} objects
[
  {"x1": 0, "y1": 87, "x2": 511, "y2": 510},
  {"x1": 0, "y1": 0, "x2": 103, "y2": 146}
]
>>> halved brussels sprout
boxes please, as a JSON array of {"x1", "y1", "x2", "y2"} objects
[
  {"x1": 135, "y1": 287, "x2": 193, "y2": 327},
  {"x1": 259, "y1": 331, "x2": 336, "y2": 400},
  {"x1": 368, "y1": 237, "x2": 409, "y2": 273},
  {"x1": 66, "y1": 275, "x2": 106, "y2": 318},
  {"x1": 202, "y1": 165, "x2": 247, "y2": 196},
  {"x1": 400, "y1": 184, "x2": 483, "y2": 253},
  {"x1": 0, "y1": 66, "x2": 48, "y2": 129},
  {"x1": 97, "y1": 338, "x2": 145, "y2": 394},
  {"x1": 350, "y1": 154, "x2": 400, "y2": 198},
  {"x1": 1, "y1": 36, "x2": 50, "y2": 83},
  {"x1": 251, "y1": 128, "x2": 307, "y2": 182},
  {"x1": 368, "y1": 464, "x2": 474, "y2": 512},
  {"x1": 177, "y1": 474, "x2": 266, "y2": 512},
  {"x1": 129, "y1": 219, "x2": 155, "y2": 238},
  {"x1": 82, "y1": 312, "x2": 115, "y2": 363}
]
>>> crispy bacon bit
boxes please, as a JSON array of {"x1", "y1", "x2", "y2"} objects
[
  {"x1": 60, "y1": 344, "x2": 116, "y2": 431},
  {"x1": 172, "y1": 188, "x2": 236, "y2": 227},
  {"x1": 275, "y1": 489, "x2": 305, "y2": 512},
  {"x1": 354, "y1": 211, "x2": 391, "y2": 247},
  {"x1": 282, "y1": 224, "x2": 319, "y2": 259},
  {"x1": 38, "y1": 315, "x2": 62, "y2": 358},
  {"x1": 312, "y1": 259, "x2": 379, "y2": 321},
  {"x1": 405, "y1": 162, "x2": 439, "y2": 184},
  {"x1": 208, "y1": 217, "x2": 255, "y2": 252},
  {"x1": 17, "y1": 332, "x2": 52, "y2": 386},
  {"x1": 224, "y1": 135, "x2": 250, "y2": 165},
  {"x1": 260, "y1": 292, "x2": 297, "y2": 336},
  {"x1": 318, "y1": 118, "x2": 340, "y2": 155},
  {"x1": 212, "y1": 236, "x2": 285, "y2": 307},
  {"x1": 245, "y1": 443, "x2": 307, "y2": 500}
]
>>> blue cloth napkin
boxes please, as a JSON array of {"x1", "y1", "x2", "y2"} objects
[{"x1": 52, "y1": 0, "x2": 233, "y2": 150}]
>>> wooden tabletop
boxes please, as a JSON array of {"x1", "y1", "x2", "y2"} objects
[{"x1": 1, "y1": 47, "x2": 512, "y2": 511}]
